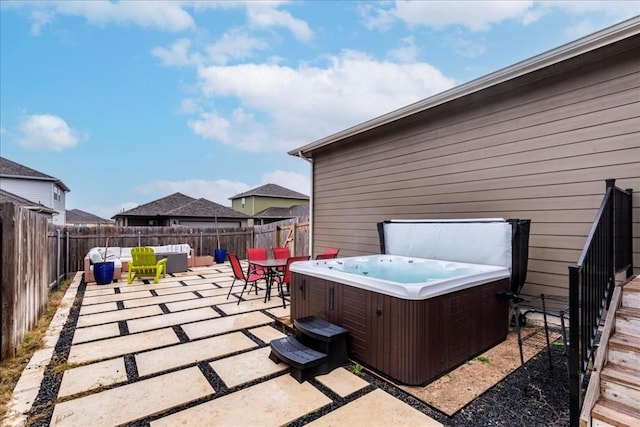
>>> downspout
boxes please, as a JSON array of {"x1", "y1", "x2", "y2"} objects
[{"x1": 297, "y1": 151, "x2": 314, "y2": 257}]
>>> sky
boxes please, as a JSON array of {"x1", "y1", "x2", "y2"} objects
[{"x1": 1, "y1": 1, "x2": 638, "y2": 220}]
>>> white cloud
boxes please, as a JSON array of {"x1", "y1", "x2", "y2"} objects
[
  {"x1": 191, "y1": 50, "x2": 456, "y2": 151},
  {"x1": 260, "y1": 170, "x2": 310, "y2": 197},
  {"x1": 16, "y1": 114, "x2": 85, "y2": 151},
  {"x1": 246, "y1": 3, "x2": 313, "y2": 42},
  {"x1": 134, "y1": 178, "x2": 249, "y2": 207},
  {"x1": 204, "y1": 29, "x2": 270, "y2": 65},
  {"x1": 7, "y1": 0, "x2": 195, "y2": 33},
  {"x1": 387, "y1": 37, "x2": 420, "y2": 63},
  {"x1": 152, "y1": 38, "x2": 201, "y2": 67},
  {"x1": 364, "y1": 1, "x2": 534, "y2": 32},
  {"x1": 362, "y1": 0, "x2": 639, "y2": 32},
  {"x1": 442, "y1": 30, "x2": 486, "y2": 58}
]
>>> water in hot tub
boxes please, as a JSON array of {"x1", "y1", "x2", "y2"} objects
[{"x1": 328, "y1": 258, "x2": 478, "y2": 283}]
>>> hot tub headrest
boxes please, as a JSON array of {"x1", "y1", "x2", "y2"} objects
[{"x1": 377, "y1": 218, "x2": 530, "y2": 294}]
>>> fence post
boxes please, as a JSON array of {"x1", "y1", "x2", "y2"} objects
[
  {"x1": 56, "y1": 228, "x2": 61, "y2": 289},
  {"x1": 65, "y1": 230, "x2": 70, "y2": 278},
  {"x1": 199, "y1": 231, "x2": 203, "y2": 257},
  {"x1": 138, "y1": 231, "x2": 141, "y2": 247}
]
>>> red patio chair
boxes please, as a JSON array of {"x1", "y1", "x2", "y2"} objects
[
  {"x1": 315, "y1": 252, "x2": 338, "y2": 260},
  {"x1": 323, "y1": 248, "x2": 340, "y2": 256},
  {"x1": 274, "y1": 255, "x2": 310, "y2": 307},
  {"x1": 226, "y1": 253, "x2": 264, "y2": 304},
  {"x1": 272, "y1": 246, "x2": 291, "y2": 260},
  {"x1": 247, "y1": 247, "x2": 269, "y2": 276}
]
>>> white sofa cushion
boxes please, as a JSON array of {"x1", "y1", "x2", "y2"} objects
[{"x1": 88, "y1": 249, "x2": 103, "y2": 264}]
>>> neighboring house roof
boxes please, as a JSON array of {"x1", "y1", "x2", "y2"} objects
[
  {"x1": 0, "y1": 156, "x2": 70, "y2": 191},
  {"x1": 289, "y1": 16, "x2": 640, "y2": 157},
  {"x1": 255, "y1": 204, "x2": 310, "y2": 219},
  {"x1": 66, "y1": 208, "x2": 113, "y2": 224},
  {"x1": 114, "y1": 192, "x2": 248, "y2": 219},
  {"x1": 230, "y1": 183, "x2": 309, "y2": 200},
  {"x1": 0, "y1": 189, "x2": 57, "y2": 215}
]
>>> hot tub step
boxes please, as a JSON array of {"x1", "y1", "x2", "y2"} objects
[
  {"x1": 294, "y1": 315, "x2": 349, "y2": 342},
  {"x1": 269, "y1": 336, "x2": 328, "y2": 383}
]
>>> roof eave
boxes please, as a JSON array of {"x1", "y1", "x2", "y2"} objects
[{"x1": 288, "y1": 16, "x2": 640, "y2": 157}]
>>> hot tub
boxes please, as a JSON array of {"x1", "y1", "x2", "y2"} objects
[
  {"x1": 289, "y1": 219, "x2": 530, "y2": 385},
  {"x1": 290, "y1": 255, "x2": 510, "y2": 385}
]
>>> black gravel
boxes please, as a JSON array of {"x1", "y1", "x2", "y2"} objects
[{"x1": 24, "y1": 278, "x2": 570, "y2": 426}]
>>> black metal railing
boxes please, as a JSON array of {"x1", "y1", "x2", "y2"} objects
[{"x1": 568, "y1": 179, "x2": 633, "y2": 426}]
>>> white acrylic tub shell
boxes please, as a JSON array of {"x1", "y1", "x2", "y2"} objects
[{"x1": 290, "y1": 255, "x2": 510, "y2": 300}]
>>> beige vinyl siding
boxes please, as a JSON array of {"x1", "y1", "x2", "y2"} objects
[{"x1": 310, "y1": 36, "x2": 639, "y2": 298}]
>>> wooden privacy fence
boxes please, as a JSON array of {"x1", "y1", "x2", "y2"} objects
[
  {"x1": 1, "y1": 207, "x2": 309, "y2": 360},
  {"x1": 1, "y1": 203, "x2": 50, "y2": 359}
]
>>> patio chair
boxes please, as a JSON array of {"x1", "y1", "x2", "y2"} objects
[
  {"x1": 272, "y1": 246, "x2": 291, "y2": 260},
  {"x1": 247, "y1": 247, "x2": 269, "y2": 275},
  {"x1": 127, "y1": 247, "x2": 167, "y2": 284},
  {"x1": 323, "y1": 248, "x2": 340, "y2": 257},
  {"x1": 227, "y1": 252, "x2": 264, "y2": 304},
  {"x1": 315, "y1": 253, "x2": 338, "y2": 260},
  {"x1": 274, "y1": 256, "x2": 310, "y2": 302}
]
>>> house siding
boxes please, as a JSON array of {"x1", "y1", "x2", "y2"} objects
[
  {"x1": 0, "y1": 178, "x2": 66, "y2": 225},
  {"x1": 309, "y1": 35, "x2": 639, "y2": 297}
]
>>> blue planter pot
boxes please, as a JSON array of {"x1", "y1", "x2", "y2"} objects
[
  {"x1": 94, "y1": 261, "x2": 115, "y2": 285},
  {"x1": 214, "y1": 248, "x2": 227, "y2": 264}
]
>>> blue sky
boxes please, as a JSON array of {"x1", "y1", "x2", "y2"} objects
[{"x1": 1, "y1": 1, "x2": 638, "y2": 220}]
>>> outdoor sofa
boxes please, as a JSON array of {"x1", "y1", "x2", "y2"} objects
[{"x1": 83, "y1": 244, "x2": 213, "y2": 283}]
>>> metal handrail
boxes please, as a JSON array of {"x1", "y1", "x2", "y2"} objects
[{"x1": 568, "y1": 179, "x2": 633, "y2": 426}]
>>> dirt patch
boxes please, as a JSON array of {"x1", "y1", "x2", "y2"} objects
[{"x1": 398, "y1": 328, "x2": 562, "y2": 416}]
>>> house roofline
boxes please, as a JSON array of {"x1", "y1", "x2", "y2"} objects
[
  {"x1": 1, "y1": 173, "x2": 71, "y2": 192},
  {"x1": 289, "y1": 16, "x2": 640, "y2": 157}
]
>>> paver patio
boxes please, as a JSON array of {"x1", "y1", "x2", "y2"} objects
[{"x1": 6, "y1": 260, "x2": 567, "y2": 426}]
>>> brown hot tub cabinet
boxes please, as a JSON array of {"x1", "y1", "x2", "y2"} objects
[{"x1": 290, "y1": 272, "x2": 509, "y2": 385}]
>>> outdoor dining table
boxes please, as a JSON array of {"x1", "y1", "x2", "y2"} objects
[{"x1": 249, "y1": 258, "x2": 288, "y2": 306}]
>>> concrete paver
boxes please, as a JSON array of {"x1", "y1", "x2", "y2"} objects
[
  {"x1": 316, "y1": 367, "x2": 369, "y2": 398},
  {"x1": 82, "y1": 289, "x2": 152, "y2": 305},
  {"x1": 79, "y1": 301, "x2": 118, "y2": 315},
  {"x1": 68, "y1": 328, "x2": 179, "y2": 364},
  {"x1": 306, "y1": 389, "x2": 443, "y2": 427},
  {"x1": 72, "y1": 322, "x2": 121, "y2": 344},
  {"x1": 58, "y1": 357, "x2": 127, "y2": 398},
  {"x1": 127, "y1": 306, "x2": 219, "y2": 333},
  {"x1": 123, "y1": 291, "x2": 196, "y2": 309},
  {"x1": 136, "y1": 332, "x2": 257, "y2": 377},
  {"x1": 51, "y1": 367, "x2": 213, "y2": 427},
  {"x1": 165, "y1": 294, "x2": 236, "y2": 312},
  {"x1": 210, "y1": 347, "x2": 288, "y2": 388},
  {"x1": 182, "y1": 311, "x2": 274, "y2": 340},
  {"x1": 150, "y1": 374, "x2": 331, "y2": 427},
  {"x1": 217, "y1": 296, "x2": 283, "y2": 315},
  {"x1": 248, "y1": 325, "x2": 287, "y2": 344},
  {"x1": 76, "y1": 305, "x2": 163, "y2": 328}
]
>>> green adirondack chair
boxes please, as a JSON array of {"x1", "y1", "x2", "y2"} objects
[{"x1": 127, "y1": 247, "x2": 167, "y2": 284}]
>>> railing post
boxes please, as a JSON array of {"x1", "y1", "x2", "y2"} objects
[
  {"x1": 625, "y1": 188, "x2": 634, "y2": 277},
  {"x1": 569, "y1": 264, "x2": 581, "y2": 427}
]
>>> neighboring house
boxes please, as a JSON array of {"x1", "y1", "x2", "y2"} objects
[
  {"x1": 253, "y1": 204, "x2": 310, "y2": 225},
  {"x1": 230, "y1": 183, "x2": 309, "y2": 225},
  {"x1": 288, "y1": 18, "x2": 640, "y2": 298},
  {"x1": 0, "y1": 188, "x2": 57, "y2": 218},
  {"x1": 0, "y1": 156, "x2": 70, "y2": 225},
  {"x1": 112, "y1": 192, "x2": 249, "y2": 227},
  {"x1": 66, "y1": 209, "x2": 114, "y2": 227}
]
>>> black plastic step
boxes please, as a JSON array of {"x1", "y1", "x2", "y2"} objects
[
  {"x1": 269, "y1": 336, "x2": 327, "y2": 369},
  {"x1": 294, "y1": 316, "x2": 349, "y2": 342}
]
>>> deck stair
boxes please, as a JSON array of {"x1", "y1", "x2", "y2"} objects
[
  {"x1": 269, "y1": 316, "x2": 349, "y2": 383},
  {"x1": 584, "y1": 277, "x2": 640, "y2": 427}
]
